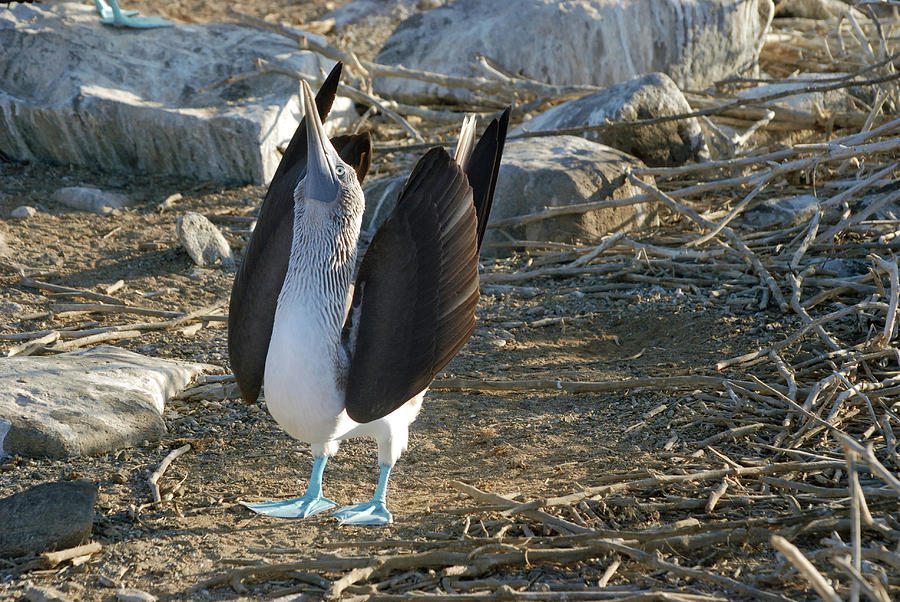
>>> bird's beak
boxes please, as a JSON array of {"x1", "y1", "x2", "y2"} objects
[{"x1": 301, "y1": 80, "x2": 341, "y2": 203}]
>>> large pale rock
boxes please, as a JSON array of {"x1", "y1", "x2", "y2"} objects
[
  {"x1": 363, "y1": 137, "x2": 654, "y2": 254},
  {"x1": 176, "y1": 213, "x2": 235, "y2": 268},
  {"x1": 375, "y1": 0, "x2": 774, "y2": 103},
  {"x1": 0, "y1": 346, "x2": 211, "y2": 458},
  {"x1": 0, "y1": 3, "x2": 353, "y2": 184},
  {"x1": 0, "y1": 480, "x2": 97, "y2": 558},
  {"x1": 514, "y1": 73, "x2": 707, "y2": 167},
  {"x1": 485, "y1": 136, "x2": 654, "y2": 252}
]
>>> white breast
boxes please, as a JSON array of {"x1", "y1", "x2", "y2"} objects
[{"x1": 264, "y1": 298, "x2": 350, "y2": 445}]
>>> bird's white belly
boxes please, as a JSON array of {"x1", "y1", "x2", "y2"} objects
[{"x1": 263, "y1": 302, "x2": 351, "y2": 445}]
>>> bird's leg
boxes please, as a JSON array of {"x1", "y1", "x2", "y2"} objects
[
  {"x1": 240, "y1": 456, "x2": 337, "y2": 518},
  {"x1": 332, "y1": 463, "x2": 394, "y2": 525}
]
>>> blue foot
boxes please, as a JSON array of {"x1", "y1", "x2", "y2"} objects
[
  {"x1": 98, "y1": 0, "x2": 173, "y2": 28},
  {"x1": 240, "y1": 455, "x2": 335, "y2": 518},
  {"x1": 333, "y1": 463, "x2": 394, "y2": 525},
  {"x1": 94, "y1": 0, "x2": 138, "y2": 19},
  {"x1": 241, "y1": 493, "x2": 336, "y2": 518},
  {"x1": 332, "y1": 501, "x2": 393, "y2": 525}
]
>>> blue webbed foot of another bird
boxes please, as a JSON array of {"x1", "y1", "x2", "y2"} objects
[
  {"x1": 332, "y1": 501, "x2": 393, "y2": 525},
  {"x1": 98, "y1": 0, "x2": 173, "y2": 28},
  {"x1": 240, "y1": 493, "x2": 336, "y2": 518}
]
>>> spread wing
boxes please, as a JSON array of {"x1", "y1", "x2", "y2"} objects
[
  {"x1": 341, "y1": 148, "x2": 480, "y2": 423},
  {"x1": 228, "y1": 62, "x2": 372, "y2": 404}
]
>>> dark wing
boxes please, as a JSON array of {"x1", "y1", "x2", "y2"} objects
[
  {"x1": 466, "y1": 108, "x2": 510, "y2": 250},
  {"x1": 228, "y1": 62, "x2": 372, "y2": 405},
  {"x1": 342, "y1": 148, "x2": 480, "y2": 423}
]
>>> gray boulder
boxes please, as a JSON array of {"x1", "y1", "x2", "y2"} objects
[
  {"x1": 375, "y1": 0, "x2": 774, "y2": 103},
  {"x1": 0, "y1": 480, "x2": 97, "y2": 558},
  {"x1": 0, "y1": 346, "x2": 211, "y2": 458},
  {"x1": 485, "y1": 136, "x2": 654, "y2": 252},
  {"x1": 0, "y1": 2, "x2": 354, "y2": 184},
  {"x1": 514, "y1": 73, "x2": 707, "y2": 167},
  {"x1": 52, "y1": 187, "x2": 132, "y2": 215},
  {"x1": 364, "y1": 138, "x2": 654, "y2": 254},
  {"x1": 176, "y1": 213, "x2": 235, "y2": 268}
]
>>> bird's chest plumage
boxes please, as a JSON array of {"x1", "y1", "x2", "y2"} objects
[
  {"x1": 264, "y1": 297, "x2": 348, "y2": 443},
  {"x1": 262, "y1": 201, "x2": 360, "y2": 444}
]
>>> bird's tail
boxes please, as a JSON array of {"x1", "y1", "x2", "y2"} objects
[{"x1": 453, "y1": 114, "x2": 477, "y2": 172}]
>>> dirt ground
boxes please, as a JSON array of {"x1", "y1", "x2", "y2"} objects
[
  {"x1": 1, "y1": 2, "x2": 893, "y2": 601},
  {"x1": 0, "y1": 152, "x2": 794, "y2": 599}
]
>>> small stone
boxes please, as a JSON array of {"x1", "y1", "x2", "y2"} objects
[
  {"x1": 0, "y1": 480, "x2": 97, "y2": 558},
  {"x1": 115, "y1": 589, "x2": 158, "y2": 602},
  {"x1": 51, "y1": 187, "x2": 132, "y2": 215},
  {"x1": 176, "y1": 213, "x2": 235, "y2": 268},
  {"x1": 739, "y1": 195, "x2": 820, "y2": 229},
  {"x1": 26, "y1": 586, "x2": 75, "y2": 602},
  {"x1": 10, "y1": 205, "x2": 37, "y2": 219}
]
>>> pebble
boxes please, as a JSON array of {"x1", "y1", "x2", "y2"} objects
[
  {"x1": 25, "y1": 586, "x2": 74, "y2": 602},
  {"x1": 52, "y1": 186, "x2": 132, "y2": 215},
  {"x1": 115, "y1": 589, "x2": 158, "y2": 602},
  {"x1": 10, "y1": 205, "x2": 38, "y2": 219}
]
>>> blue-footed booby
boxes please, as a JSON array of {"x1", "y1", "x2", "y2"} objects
[{"x1": 228, "y1": 62, "x2": 509, "y2": 525}]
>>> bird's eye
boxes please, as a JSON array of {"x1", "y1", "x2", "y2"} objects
[{"x1": 335, "y1": 165, "x2": 346, "y2": 176}]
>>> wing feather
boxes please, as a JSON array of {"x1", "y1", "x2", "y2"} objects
[{"x1": 342, "y1": 149, "x2": 478, "y2": 422}]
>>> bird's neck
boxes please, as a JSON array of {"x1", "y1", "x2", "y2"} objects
[{"x1": 278, "y1": 200, "x2": 361, "y2": 340}]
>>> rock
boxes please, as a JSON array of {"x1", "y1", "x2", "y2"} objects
[
  {"x1": 362, "y1": 176, "x2": 407, "y2": 235},
  {"x1": 0, "y1": 2, "x2": 354, "y2": 184},
  {"x1": 115, "y1": 589, "x2": 158, "y2": 602},
  {"x1": 25, "y1": 586, "x2": 76, "y2": 602},
  {"x1": 325, "y1": 0, "x2": 425, "y2": 29},
  {"x1": 485, "y1": 137, "x2": 655, "y2": 252},
  {"x1": 51, "y1": 187, "x2": 132, "y2": 215},
  {"x1": 0, "y1": 480, "x2": 97, "y2": 558},
  {"x1": 366, "y1": 137, "x2": 656, "y2": 254},
  {"x1": 807, "y1": 257, "x2": 868, "y2": 278},
  {"x1": 738, "y1": 73, "x2": 858, "y2": 116},
  {"x1": 514, "y1": 73, "x2": 707, "y2": 167},
  {"x1": 176, "y1": 213, "x2": 235, "y2": 268},
  {"x1": 10, "y1": 205, "x2": 37, "y2": 219},
  {"x1": 0, "y1": 346, "x2": 212, "y2": 458},
  {"x1": 0, "y1": 301, "x2": 23, "y2": 313},
  {"x1": 375, "y1": 0, "x2": 774, "y2": 103},
  {"x1": 778, "y1": 0, "x2": 861, "y2": 19},
  {"x1": 739, "y1": 194, "x2": 820, "y2": 229}
]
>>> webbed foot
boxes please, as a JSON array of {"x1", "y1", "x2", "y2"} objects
[
  {"x1": 332, "y1": 501, "x2": 393, "y2": 525},
  {"x1": 240, "y1": 493, "x2": 336, "y2": 518},
  {"x1": 98, "y1": 0, "x2": 173, "y2": 28}
]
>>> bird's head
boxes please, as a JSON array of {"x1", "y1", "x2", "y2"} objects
[{"x1": 294, "y1": 80, "x2": 364, "y2": 220}]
